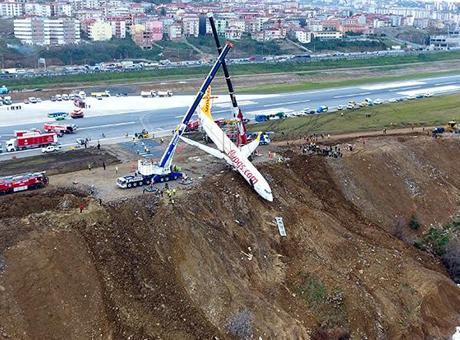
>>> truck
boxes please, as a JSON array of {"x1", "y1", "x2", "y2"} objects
[
  {"x1": 141, "y1": 91, "x2": 152, "y2": 98},
  {"x1": 0, "y1": 171, "x2": 48, "y2": 195},
  {"x1": 43, "y1": 122, "x2": 77, "y2": 136},
  {"x1": 155, "y1": 90, "x2": 173, "y2": 97},
  {"x1": 117, "y1": 42, "x2": 233, "y2": 189},
  {"x1": 48, "y1": 112, "x2": 68, "y2": 120},
  {"x1": 70, "y1": 109, "x2": 84, "y2": 119},
  {"x1": 0, "y1": 85, "x2": 8, "y2": 94},
  {"x1": 90, "y1": 90, "x2": 110, "y2": 97},
  {"x1": 5, "y1": 132, "x2": 57, "y2": 152},
  {"x1": 317, "y1": 105, "x2": 328, "y2": 113}
]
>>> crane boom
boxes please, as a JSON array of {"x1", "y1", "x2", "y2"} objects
[
  {"x1": 208, "y1": 13, "x2": 247, "y2": 146},
  {"x1": 159, "y1": 42, "x2": 233, "y2": 169}
]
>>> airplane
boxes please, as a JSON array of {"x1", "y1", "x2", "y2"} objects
[{"x1": 180, "y1": 87, "x2": 273, "y2": 202}]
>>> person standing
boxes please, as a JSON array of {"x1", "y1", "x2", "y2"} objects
[{"x1": 102, "y1": 161, "x2": 106, "y2": 170}]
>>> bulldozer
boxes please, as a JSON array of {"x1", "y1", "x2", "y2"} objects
[
  {"x1": 134, "y1": 129, "x2": 149, "y2": 139},
  {"x1": 446, "y1": 121, "x2": 459, "y2": 133}
]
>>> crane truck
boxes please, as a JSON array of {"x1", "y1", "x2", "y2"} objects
[{"x1": 116, "y1": 42, "x2": 234, "y2": 189}]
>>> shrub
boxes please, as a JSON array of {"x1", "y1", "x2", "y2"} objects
[{"x1": 409, "y1": 214, "x2": 421, "y2": 230}]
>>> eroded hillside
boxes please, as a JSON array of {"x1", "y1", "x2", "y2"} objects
[{"x1": 0, "y1": 136, "x2": 459, "y2": 339}]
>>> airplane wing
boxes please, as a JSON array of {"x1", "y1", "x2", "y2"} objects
[
  {"x1": 239, "y1": 132, "x2": 261, "y2": 159},
  {"x1": 180, "y1": 136, "x2": 231, "y2": 163}
]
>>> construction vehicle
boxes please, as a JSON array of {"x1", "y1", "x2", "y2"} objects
[
  {"x1": 117, "y1": 42, "x2": 233, "y2": 189},
  {"x1": 5, "y1": 132, "x2": 57, "y2": 152},
  {"x1": 43, "y1": 122, "x2": 77, "y2": 136},
  {"x1": 446, "y1": 121, "x2": 459, "y2": 133},
  {"x1": 0, "y1": 171, "x2": 49, "y2": 195},
  {"x1": 134, "y1": 129, "x2": 149, "y2": 139}
]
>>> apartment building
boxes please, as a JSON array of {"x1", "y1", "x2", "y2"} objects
[
  {"x1": 312, "y1": 31, "x2": 343, "y2": 39},
  {"x1": 0, "y1": 2, "x2": 24, "y2": 17},
  {"x1": 88, "y1": 20, "x2": 112, "y2": 41},
  {"x1": 24, "y1": 3, "x2": 52, "y2": 17},
  {"x1": 108, "y1": 18, "x2": 126, "y2": 39},
  {"x1": 131, "y1": 20, "x2": 163, "y2": 48},
  {"x1": 182, "y1": 14, "x2": 199, "y2": 37},
  {"x1": 14, "y1": 17, "x2": 80, "y2": 45},
  {"x1": 295, "y1": 29, "x2": 312, "y2": 44}
]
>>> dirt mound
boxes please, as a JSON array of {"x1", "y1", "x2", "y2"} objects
[
  {"x1": 0, "y1": 136, "x2": 459, "y2": 339},
  {"x1": 0, "y1": 148, "x2": 119, "y2": 177}
]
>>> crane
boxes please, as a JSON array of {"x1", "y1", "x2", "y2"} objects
[
  {"x1": 116, "y1": 42, "x2": 234, "y2": 189},
  {"x1": 207, "y1": 13, "x2": 248, "y2": 146}
]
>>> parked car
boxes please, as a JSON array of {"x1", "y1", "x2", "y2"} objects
[
  {"x1": 337, "y1": 105, "x2": 345, "y2": 110},
  {"x1": 303, "y1": 107, "x2": 316, "y2": 114},
  {"x1": 373, "y1": 99, "x2": 383, "y2": 105},
  {"x1": 41, "y1": 145, "x2": 61, "y2": 153}
]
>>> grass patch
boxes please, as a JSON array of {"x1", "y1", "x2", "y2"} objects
[
  {"x1": 296, "y1": 273, "x2": 347, "y2": 327},
  {"x1": 251, "y1": 94, "x2": 460, "y2": 137},
  {"x1": 239, "y1": 70, "x2": 460, "y2": 94}
]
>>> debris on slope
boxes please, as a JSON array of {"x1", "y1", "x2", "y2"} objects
[{"x1": 0, "y1": 136, "x2": 459, "y2": 339}]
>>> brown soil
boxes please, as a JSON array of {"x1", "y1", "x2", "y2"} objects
[
  {"x1": 0, "y1": 135, "x2": 459, "y2": 339},
  {"x1": 0, "y1": 147, "x2": 120, "y2": 176}
]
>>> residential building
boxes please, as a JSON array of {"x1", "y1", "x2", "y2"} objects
[
  {"x1": 24, "y1": 3, "x2": 52, "y2": 17},
  {"x1": 109, "y1": 18, "x2": 126, "y2": 39},
  {"x1": 225, "y1": 26, "x2": 243, "y2": 40},
  {"x1": 0, "y1": 2, "x2": 24, "y2": 17},
  {"x1": 14, "y1": 17, "x2": 80, "y2": 45},
  {"x1": 52, "y1": 3, "x2": 72, "y2": 17},
  {"x1": 295, "y1": 29, "x2": 312, "y2": 44},
  {"x1": 168, "y1": 22, "x2": 182, "y2": 40},
  {"x1": 430, "y1": 34, "x2": 460, "y2": 49},
  {"x1": 88, "y1": 20, "x2": 112, "y2": 41},
  {"x1": 132, "y1": 20, "x2": 163, "y2": 48},
  {"x1": 182, "y1": 14, "x2": 199, "y2": 37},
  {"x1": 312, "y1": 31, "x2": 343, "y2": 39}
]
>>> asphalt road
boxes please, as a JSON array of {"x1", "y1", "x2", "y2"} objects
[{"x1": 1, "y1": 73, "x2": 459, "y2": 160}]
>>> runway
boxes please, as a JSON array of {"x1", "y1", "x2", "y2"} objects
[{"x1": 0, "y1": 73, "x2": 459, "y2": 160}]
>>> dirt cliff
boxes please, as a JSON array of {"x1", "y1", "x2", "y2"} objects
[{"x1": 0, "y1": 136, "x2": 459, "y2": 339}]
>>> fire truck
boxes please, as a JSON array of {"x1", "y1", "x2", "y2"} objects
[
  {"x1": 0, "y1": 172, "x2": 48, "y2": 195},
  {"x1": 43, "y1": 123, "x2": 77, "y2": 136}
]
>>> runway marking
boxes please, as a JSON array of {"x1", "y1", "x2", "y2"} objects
[
  {"x1": 78, "y1": 121, "x2": 136, "y2": 130},
  {"x1": 262, "y1": 99, "x2": 311, "y2": 108},
  {"x1": 435, "y1": 82, "x2": 457, "y2": 86},
  {"x1": 359, "y1": 81, "x2": 425, "y2": 91},
  {"x1": 333, "y1": 92, "x2": 371, "y2": 99},
  {"x1": 214, "y1": 100, "x2": 256, "y2": 108},
  {"x1": 388, "y1": 85, "x2": 422, "y2": 92},
  {"x1": 398, "y1": 85, "x2": 460, "y2": 96}
]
